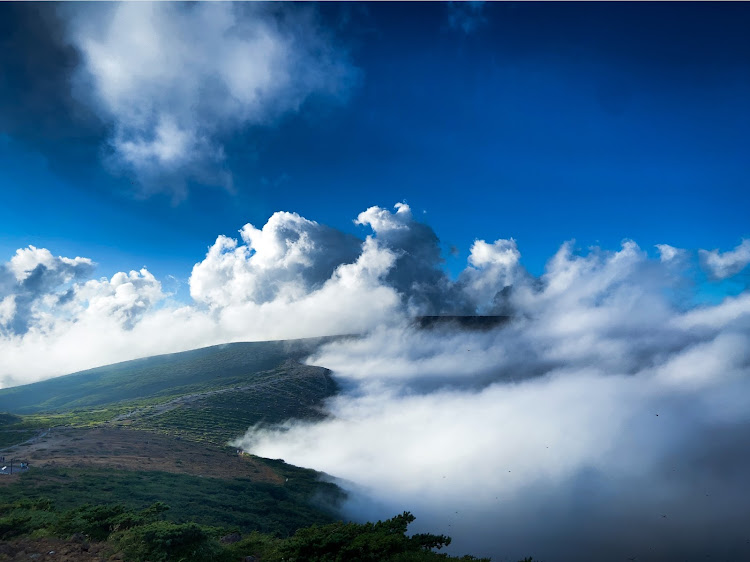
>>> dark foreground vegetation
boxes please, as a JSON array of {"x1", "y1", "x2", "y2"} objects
[{"x1": 0, "y1": 498, "x2": 495, "y2": 561}]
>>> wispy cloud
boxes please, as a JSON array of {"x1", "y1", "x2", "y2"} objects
[
  {"x1": 62, "y1": 3, "x2": 356, "y2": 199},
  {"x1": 446, "y1": 1, "x2": 488, "y2": 34},
  {"x1": 655, "y1": 243, "x2": 687, "y2": 263},
  {"x1": 699, "y1": 238, "x2": 750, "y2": 280}
]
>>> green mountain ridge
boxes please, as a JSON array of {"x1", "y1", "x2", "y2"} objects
[{"x1": 0, "y1": 337, "x2": 342, "y2": 415}]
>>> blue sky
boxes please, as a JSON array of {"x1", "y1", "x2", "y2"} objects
[{"x1": 1, "y1": 1, "x2": 747, "y2": 288}]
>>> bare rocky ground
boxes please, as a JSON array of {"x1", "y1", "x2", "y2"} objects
[{"x1": 1, "y1": 426, "x2": 282, "y2": 484}]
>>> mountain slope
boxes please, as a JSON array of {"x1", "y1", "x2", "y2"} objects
[
  {"x1": 0, "y1": 337, "x2": 339, "y2": 415},
  {"x1": 0, "y1": 338, "x2": 347, "y2": 542}
]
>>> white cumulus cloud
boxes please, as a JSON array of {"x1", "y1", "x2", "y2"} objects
[
  {"x1": 8, "y1": 245, "x2": 93, "y2": 283},
  {"x1": 191, "y1": 211, "x2": 362, "y2": 308}
]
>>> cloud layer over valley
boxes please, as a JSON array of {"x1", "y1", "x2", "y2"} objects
[
  {"x1": 2, "y1": 204, "x2": 750, "y2": 561},
  {"x1": 234, "y1": 226, "x2": 750, "y2": 560}
]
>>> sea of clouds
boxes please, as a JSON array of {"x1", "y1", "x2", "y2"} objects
[
  {"x1": 1, "y1": 202, "x2": 749, "y2": 560},
  {"x1": 230, "y1": 207, "x2": 750, "y2": 561}
]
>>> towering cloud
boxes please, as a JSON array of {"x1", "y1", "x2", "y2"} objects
[
  {"x1": 190, "y1": 211, "x2": 362, "y2": 308},
  {"x1": 62, "y1": 2, "x2": 355, "y2": 197},
  {"x1": 459, "y1": 238, "x2": 522, "y2": 314},
  {"x1": 355, "y1": 203, "x2": 474, "y2": 314}
]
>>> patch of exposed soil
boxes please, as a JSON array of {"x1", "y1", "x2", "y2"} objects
[
  {"x1": 3, "y1": 427, "x2": 282, "y2": 484},
  {"x1": 0, "y1": 473, "x2": 19, "y2": 486},
  {"x1": 0, "y1": 538, "x2": 111, "y2": 562}
]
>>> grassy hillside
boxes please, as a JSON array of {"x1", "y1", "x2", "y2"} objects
[
  {"x1": 0, "y1": 337, "x2": 339, "y2": 415},
  {"x1": 1, "y1": 463, "x2": 343, "y2": 537},
  {"x1": 132, "y1": 360, "x2": 336, "y2": 444},
  {"x1": 0, "y1": 356, "x2": 337, "y2": 457}
]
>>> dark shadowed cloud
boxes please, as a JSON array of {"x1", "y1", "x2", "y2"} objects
[{"x1": 0, "y1": 246, "x2": 94, "y2": 336}]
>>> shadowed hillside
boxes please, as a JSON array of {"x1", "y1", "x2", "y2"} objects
[
  {"x1": 0, "y1": 337, "x2": 341, "y2": 415},
  {"x1": 415, "y1": 315, "x2": 510, "y2": 330}
]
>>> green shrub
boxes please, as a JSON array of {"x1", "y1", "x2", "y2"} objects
[
  {"x1": 0, "y1": 510, "x2": 58, "y2": 540},
  {"x1": 52, "y1": 504, "x2": 129, "y2": 541},
  {"x1": 222, "y1": 530, "x2": 283, "y2": 560},
  {"x1": 0, "y1": 497, "x2": 55, "y2": 512},
  {"x1": 114, "y1": 521, "x2": 225, "y2": 562},
  {"x1": 278, "y1": 512, "x2": 453, "y2": 562},
  {"x1": 51, "y1": 501, "x2": 170, "y2": 541}
]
